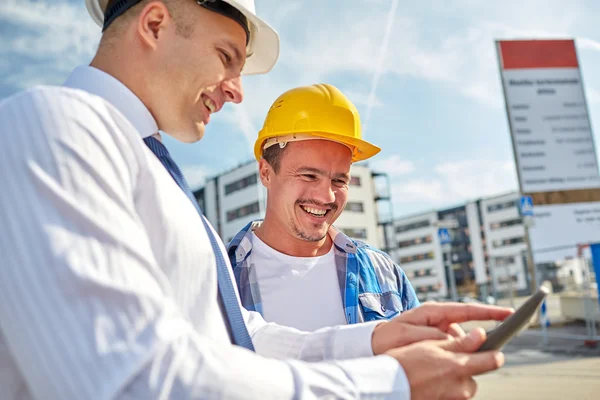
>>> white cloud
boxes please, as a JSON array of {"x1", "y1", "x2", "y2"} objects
[
  {"x1": 181, "y1": 165, "x2": 213, "y2": 190},
  {"x1": 0, "y1": 0, "x2": 100, "y2": 89},
  {"x1": 586, "y1": 88, "x2": 600, "y2": 105},
  {"x1": 344, "y1": 89, "x2": 384, "y2": 109},
  {"x1": 391, "y1": 159, "x2": 518, "y2": 212},
  {"x1": 434, "y1": 159, "x2": 517, "y2": 199},
  {"x1": 371, "y1": 155, "x2": 415, "y2": 176},
  {"x1": 577, "y1": 37, "x2": 600, "y2": 52}
]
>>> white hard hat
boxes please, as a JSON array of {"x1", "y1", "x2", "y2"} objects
[{"x1": 85, "y1": 0, "x2": 279, "y2": 75}]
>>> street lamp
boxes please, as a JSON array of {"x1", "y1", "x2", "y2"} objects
[{"x1": 433, "y1": 219, "x2": 459, "y2": 301}]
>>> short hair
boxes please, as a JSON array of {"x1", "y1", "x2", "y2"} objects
[
  {"x1": 262, "y1": 143, "x2": 288, "y2": 173},
  {"x1": 101, "y1": 0, "x2": 194, "y2": 45}
]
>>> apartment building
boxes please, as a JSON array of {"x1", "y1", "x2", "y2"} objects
[
  {"x1": 389, "y1": 211, "x2": 447, "y2": 301},
  {"x1": 437, "y1": 202, "x2": 489, "y2": 296},
  {"x1": 479, "y1": 192, "x2": 529, "y2": 295}
]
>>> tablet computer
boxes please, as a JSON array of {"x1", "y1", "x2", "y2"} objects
[{"x1": 477, "y1": 286, "x2": 549, "y2": 352}]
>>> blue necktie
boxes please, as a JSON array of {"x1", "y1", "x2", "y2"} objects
[{"x1": 144, "y1": 136, "x2": 255, "y2": 351}]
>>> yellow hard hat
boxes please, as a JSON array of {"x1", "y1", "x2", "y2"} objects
[{"x1": 254, "y1": 84, "x2": 381, "y2": 162}]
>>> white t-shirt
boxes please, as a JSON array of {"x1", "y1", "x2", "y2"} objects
[{"x1": 249, "y1": 232, "x2": 348, "y2": 332}]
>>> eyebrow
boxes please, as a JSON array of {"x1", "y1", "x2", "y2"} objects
[
  {"x1": 297, "y1": 167, "x2": 350, "y2": 180},
  {"x1": 223, "y1": 39, "x2": 245, "y2": 69}
]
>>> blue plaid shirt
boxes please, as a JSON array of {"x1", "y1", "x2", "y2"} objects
[{"x1": 227, "y1": 221, "x2": 420, "y2": 324}]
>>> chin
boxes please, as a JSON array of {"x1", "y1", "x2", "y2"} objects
[
  {"x1": 302, "y1": 227, "x2": 329, "y2": 242},
  {"x1": 179, "y1": 126, "x2": 205, "y2": 143}
]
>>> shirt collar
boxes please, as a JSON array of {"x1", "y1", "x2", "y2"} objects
[
  {"x1": 230, "y1": 220, "x2": 357, "y2": 264},
  {"x1": 63, "y1": 65, "x2": 158, "y2": 139}
]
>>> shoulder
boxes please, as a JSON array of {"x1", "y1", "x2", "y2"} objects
[
  {"x1": 1, "y1": 86, "x2": 136, "y2": 140},
  {"x1": 2, "y1": 85, "x2": 111, "y2": 115},
  {"x1": 0, "y1": 86, "x2": 142, "y2": 182},
  {"x1": 356, "y1": 243, "x2": 406, "y2": 275}
]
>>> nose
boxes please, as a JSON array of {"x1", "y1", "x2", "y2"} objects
[
  {"x1": 311, "y1": 179, "x2": 336, "y2": 206},
  {"x1": 221, "y1": 76, "x2": 244, "y2": 104}
]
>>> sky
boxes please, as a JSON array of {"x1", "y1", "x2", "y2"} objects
[{"x1": 2, "y1": 0, "x2": 600, "y2": 219}]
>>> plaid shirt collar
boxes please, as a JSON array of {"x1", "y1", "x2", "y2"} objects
[{"x1": 228, "y1": 220, "x2": 358, "y2": 265}]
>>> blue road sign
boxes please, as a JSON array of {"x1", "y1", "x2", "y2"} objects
[
  {"x1": 438, "y1": 228, "x2": 451, "y2": 245},
  {"x1": 591, "y1": 243, "x2": 600, "y2": 306},
  {"x1": 540, "y1": 299, "x2": 550, "y2": 327},
  {"x1": 520, "y1": 195, "x2": 534, "y2": 217}
]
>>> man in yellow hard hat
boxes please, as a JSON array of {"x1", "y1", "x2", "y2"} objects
[{"x1": 227, "y1": 84, "x2": 420, "y2": 331}]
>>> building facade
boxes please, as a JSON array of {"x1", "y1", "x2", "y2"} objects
[
  {"x1": 389, "y1": 201, "x2": 491, "y2": 302},
  {"x1": 389, "y1": 211, "x2": 447, "y2": 301},
  {"x1": 479, "y1": 192, "x2": 529, "y2": 296},
  {"x1": 194, "y1": 162, "x2": 384, "y2": 247}
]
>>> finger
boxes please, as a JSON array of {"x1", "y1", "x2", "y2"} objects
[
  {"x1": 447, "y1": 377, "x2": 478, "y2": 400},
  {"x1": 399, "y1": 303, "x2": 514, "y2": 328},
  {"x1": 372, "y1": 322, "x2": 451, "y2": 354},
  {"x1": 462, "y1": 377, "x2": 478, "y2": 399},
  {"x1": 439, "y1": 328, "x2": 486, "y2": 353},
  {"x1": 462, "y1": 350, "x2": 505, "y2": 376},
  {"x1": 447, "y1": 323, "x2": 466, "y2": 338},
  {"x1": 395, "y1": 323, "x2": 451, "y2": 346}
]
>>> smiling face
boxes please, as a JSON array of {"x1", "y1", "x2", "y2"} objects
[
  {"x1": 259, "y1": 139, "x2": 352, "y2": 245},
  {"x1": 140, "y1": 2, "x2": 247, "y2": 142}
]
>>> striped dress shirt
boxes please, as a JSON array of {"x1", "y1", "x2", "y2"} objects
[{"x1": 0, "y1": 66, "x2": 409, "y2": 399}]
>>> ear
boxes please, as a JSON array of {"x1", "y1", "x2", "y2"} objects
[
  {"x1": 137, "y1": 1, "x2": 173, "y2": 49},
  {"x1": 258, "y1": 159, "x2": 273, "y2": 189}
]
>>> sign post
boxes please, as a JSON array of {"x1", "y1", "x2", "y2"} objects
[{"x1": 518, "y1": 195, "x2": 537, "y2": 291}]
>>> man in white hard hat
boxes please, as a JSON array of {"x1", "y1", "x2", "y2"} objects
[{"x1": 0, "y1": 1, "x2": 512, "y2": 399}]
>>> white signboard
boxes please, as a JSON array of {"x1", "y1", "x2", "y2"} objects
[
  {"x1": 529, "y1": 201, "x2": 600, "y2": 262},
  {"x1": 497, "y1": 40, "x2": 600, "y2": 193}
]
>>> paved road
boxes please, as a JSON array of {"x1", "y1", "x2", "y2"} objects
[
  {"x1": 457, "y1": 318, "x2": 600, "y2": 399},
  {"x1": 475, "y1": 350, "x2": 600, "y2": 399}
]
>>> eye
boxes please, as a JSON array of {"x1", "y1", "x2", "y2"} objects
[
  {"x1": 333, "y1": 179, "x2": 348, "y2": 187},
  {"x1": 301, "y1": 174, "x2": 317, "y2": 181},
  {"x1": 219, "y1": 49, "x2": 232, "y2": 65}
]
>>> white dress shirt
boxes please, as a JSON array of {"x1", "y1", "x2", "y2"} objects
[{"x1": 0, "y1": 65, "x2": 409, "y2": 399}]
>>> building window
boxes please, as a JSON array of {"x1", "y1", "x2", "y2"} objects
[
  {"x1": 415, "y1": 283, "x2": 442, "y2": 293},
  {"x1": 495, "y1": 256, "x2": 516, "y2": 266},
  {"x1": 350, "y1": 176, "x2": 361, "y2": 186},
  {"x1": 490, "y1": 218, "x2": 522, "y2": 230},
  {"x1": 399, "y1": 251, "x2": 435, "y2": 264},
  {"x1": 345, "y1": 201, "x2": 364, "y2": 212},
  {"x1": 342, "y1": 228, "x2": 367, "y2": 239},
  {"x1": 226, "y1": 201, "x2": 260, "y2": 222},
  {"x1": 487, "y1": 200, "x2": 516, "y2": 213},
  {"x1": 398, "y1": 235, "x2": 432, "y2": 248},
  {"x1": 224, "y1": 173, "x2": 258, "y2": 196},
  {"x1": 395, "y1": 220, "x2": 430, "y2": 233},
  {"x1": 411, "y1": 268, "x2": 437, "y2": 278},
  {"x1": 497, "y1": 275, "x2": 518, "y2": 284},
  {"x1": 492, "y1": 236, "x2": 525, "y2": 249}
]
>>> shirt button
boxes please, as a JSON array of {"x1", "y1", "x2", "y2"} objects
[
  {"x1": 381, "y1": 305, "x2": 386, "y2": 312},
  {"x1": 348, "y1": 274, "x2": 356, "y2": 284}
]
